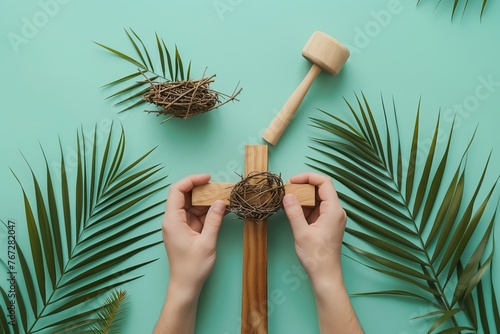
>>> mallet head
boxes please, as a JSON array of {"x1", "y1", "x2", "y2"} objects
[{"x1": 302, "y1": 31, "x2": 350, "y2": 75}]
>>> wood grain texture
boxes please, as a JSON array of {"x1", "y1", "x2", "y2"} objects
[
  {"x1": 301, "y1": 31, "x2": 350, "y2": 75},
  {"x1": 192, "y1": 183, "x2": 315, "y2": 206},
  {"x1": 242, "y1": 145, "x2": 268, "y2": 334},
  {"x1": 262, "y1": 64, "x2": 321, "y2": 146}
]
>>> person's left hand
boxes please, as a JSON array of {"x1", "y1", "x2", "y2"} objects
[{"x1": 162, "y1": 174, "x2": 227, "y2": 295}]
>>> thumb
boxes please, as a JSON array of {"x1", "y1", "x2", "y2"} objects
[
  {"x1": 283, "y1": 194, "x2": 307, "y2": 238},
  {"x1": 201, "y1": 200, "x2": 226, "y2": 243}
]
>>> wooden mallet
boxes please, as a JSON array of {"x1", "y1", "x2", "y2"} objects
[
  {"x1": 262, "y1": 31, "x2": 350, "y2": 145},
  {"x1": 192, "y1": 145, "x2": 315, "y2": 334}
]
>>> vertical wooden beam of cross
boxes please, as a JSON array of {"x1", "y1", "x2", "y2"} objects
[{"x1": 192, "y1": 145, "x2": 315, "y2": 334}]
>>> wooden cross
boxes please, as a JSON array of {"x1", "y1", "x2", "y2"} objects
[{"x1": 192, "y1": 145, "x2": 315, "y2": 334}]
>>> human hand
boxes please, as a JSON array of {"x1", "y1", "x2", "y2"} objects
[
  {"x1": 282, "y1": 172, "x2": 346, "y2": 287},
  {"x1": 162, "y1": 174, "x2": 226, "y2": 295}
]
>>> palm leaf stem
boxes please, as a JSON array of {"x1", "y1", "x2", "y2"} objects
[
  {"x1": 368, "y1": 172, "x2": 461, "y2": 325},
  {"x1": 25, "y1": 219, "x2": 159, "y2": 332},
  {"x1": 27, "y1": 261, "x2": 71, "y2": 332}
]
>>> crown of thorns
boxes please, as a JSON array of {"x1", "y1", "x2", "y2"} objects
[{"x1": 227, "y1": 171, "x2": 285, "y2": 220}]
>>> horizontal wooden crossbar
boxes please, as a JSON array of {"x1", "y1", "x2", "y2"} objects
[{"x1": 192, "y1": 182, "x2": 315, "y2": 206}]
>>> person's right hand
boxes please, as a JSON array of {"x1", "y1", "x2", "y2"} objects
[{"x1": 282, "y1": 172, "x2": 347, "y2": 286}]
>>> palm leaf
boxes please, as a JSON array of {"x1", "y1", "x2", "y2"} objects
[
  {"x1": 0, "y1": 124, "x2": 167, "y2": 333},
  {"x1": 7, "y1": 243, "x2": 35, "y2": 332},
  {"x1": 443, "y1": 176, "x2": 497, "y2": 283},
  {"x1": 351, "y1": 290, "x2": 438, "y2": 306},
  {"x1": 417, "y1": 0, "x2": 489, "y2": 20},
  {"x1": 0, "y1": 290, "x2": 9, "y2": 333},
  {"x1": 308, "y1": 93, "x2": 499, "y2": 333},
  {"x1": 88, "y1": 290, "x2": 129, "y2": 334},
  {"x1": 130, "y1": 28, "x2": 155, "y2": 71},
  {"x1": 156, "y1": 33, "x2": 166, "y2": 78},
  {"x1": 490, "y1": 256, "x2": 500, "y2": 329},
  {"x1": 175, "y1": 46, "x2": 184, "y2": 81},
  {"x1": 405, "y1": 100, "x2": 420, "y2": 204},
  {"x1": 419, "y1": 121, "x2": 455, "y2": 234},
  {"x1": 162, "y1": 39, "x2": 174, "y2": 81},
  {"x1": 96, "y1": 29, "x2": 191, "y2": 112}
]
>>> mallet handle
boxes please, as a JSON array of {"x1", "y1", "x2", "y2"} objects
[{"x1": 262, "y1": 64, "x2": 322, "y2": 145}]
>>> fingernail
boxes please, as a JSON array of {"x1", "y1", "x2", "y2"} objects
[
  {"x1": 283, "y1": 194, "x2": 295, "y2": 205},
  {"x1": 211, "y1": 200, "x2": 225, "y2": 213}
]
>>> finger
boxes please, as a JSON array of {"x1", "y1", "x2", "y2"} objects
[
  {"x1": 283, "y1": 194, "x2": 308, "y2": 238},
  {"x1": 187, "y1": 205, "x2": 210, "y2": 218},
  {"x1": 176, "y1": 173, "x2": 211, "y2": 194},
  {"x1": 186, "y1": 212, "x2": 204, "y2": 233},
  {"x1": 289, "y1": 172, "x2": 339, "y2": 204},
  {"x1": 201, "y1": 200, "x2": 226, "y2": 244},
  {"x1": 166, "y1": 174, "x2": 211, "y2": 211}
]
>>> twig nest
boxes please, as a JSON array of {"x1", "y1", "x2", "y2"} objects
[
  {"x1": 228, "y1": 172, "x2": 285, "y2": 220},
  {"x1": 142, "y1": 74, "x2": 241, "y2": 122}
]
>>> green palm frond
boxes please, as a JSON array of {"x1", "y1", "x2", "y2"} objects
[
  {"x1": 0, "y1": 124, "x2": 168, "y2": 334},
  {"x1": 95, "y1": 28, "x2": 192, "y2": 112},
  {"x1": 417, "y1": 0, "x2": 489, "y2": 20},
  {"x1": 308, "y1": 93, "x2": 499, "y2": 333}
]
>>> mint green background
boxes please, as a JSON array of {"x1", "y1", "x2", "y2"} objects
[{"x1": 1, "y1": 0, "x2": 499, "y2": 333}]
